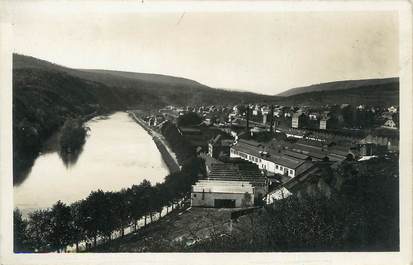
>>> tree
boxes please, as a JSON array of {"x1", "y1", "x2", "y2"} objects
[
  {"x1": 95, "y1": 191, "x2": 118, "y2": 242},
  {"x1": 140, "y1": 180, "x2": 153, "y2": 224},
  {"x1": 127, "y1": 185, "x2": 145, "y2": 231},
  {"x1": 70, "y1": 201, "x2": 84, "y2": 252},
  {"x1": 49, "y1": 200, "x2": 74, "y2": 252},
  {"x1": 109, "y1": 189, "x2": 131, "y2": 238},
  {"x1": 153, "y1": 183, "x2": 166, "y2": 218},
  {"x1": 79, "y1": 190, "x2": 105, "y2": 247},
  {"x1": 14, "y1": 208, "x2": 30, "y2": 253},
  {"x1": 26, "y1": 209, "x2": 52, "y2": 252}
]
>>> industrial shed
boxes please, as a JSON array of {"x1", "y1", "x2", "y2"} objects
[
  {"x1": 191, "y1": 162, "x2": 266, "y2": 208},
  {"x1": 191, "y1": 180, "x2": 254, "y2": 208}
]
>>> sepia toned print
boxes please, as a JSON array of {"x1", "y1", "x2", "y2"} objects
[{"x1": 0, "y1": 1, "x2": 412, "y2": 265}]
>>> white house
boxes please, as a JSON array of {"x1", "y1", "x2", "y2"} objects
[
  {"x1": 383, "y1": 119, "x2": 397, "y2": 129},
  {"x1": 388, "y1": 106, "x2": 398, "y2": 113},
  {"x1": 191, "y1": 180, "x2": 254, "y2": 208},
  {"x1": 229, "y1": 139, "x2": 311, "y2": 179}
]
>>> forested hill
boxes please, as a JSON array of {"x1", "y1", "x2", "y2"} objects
[
  {"x1": 13, "y1": 54, "x2": 279, "y2": 108},
  {"x1": 277, "y1": 78, "x2": 398, "y2": 97},
  {"x1": 275, "y1": 78, "x2": 399, "y2": 107}
]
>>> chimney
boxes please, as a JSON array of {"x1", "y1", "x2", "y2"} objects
[
  {"x1": 246, "y1": 106, "x2": 250, "y2": 131},
  {"x1": 270, "y1": 105, "x2": 274, "y2": 133}
]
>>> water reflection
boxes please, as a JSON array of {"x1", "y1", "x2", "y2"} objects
[
  {"x1": 14, "y1": 124, "x2": 87, "y2": 185},
  {"x1": 59, "y1": 145, "x2": 85, "y2": 168}
]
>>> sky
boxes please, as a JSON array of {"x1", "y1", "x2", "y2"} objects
[{"x1": 11, "y1": 3, "x2": 399, "y2": 95}]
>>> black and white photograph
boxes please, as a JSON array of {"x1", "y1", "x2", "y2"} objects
[{"x1": 0, "y1": 1, "x2": 412, "y2": 265}]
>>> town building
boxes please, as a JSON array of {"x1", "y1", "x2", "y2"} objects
[
  {"x1": 359, "y1": 133, "x2": 399, "y2": 152},
  {"x1": 230, "y1": 139, "x2": 315, "y2": 179},
  {"x1": 250, "y1": 126, "x2": 266, "y2": 137},
  {"x1": 388, "y1": 106, "x2": 398, "y2": 113},
  {"x1": 382, "y1": 119, "x2": 397, "y2": 129},
  {"x1": 291, "y1": 113, "x2": 303, "y2": 128},
  {"x1": 191, "y1": 180, "x2": 254, "y2": 208},
  {"x1": 320, "y1": 117, "x2": 329, "y2": 130},
  {"x1": 309, "y1": 113, "x2": 319, "y2": 120},
  {"x1": 191, "y1": 162, "x2": 266, "y2": 208},
  {"x1": 276, "y1": 128, "x2": 308, "y2": 139}
]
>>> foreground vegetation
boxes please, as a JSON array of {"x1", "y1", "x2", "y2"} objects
[
  {"x1": 189, "y1": 156, "x2": 399, "y2": 252},
  {"x1": 14, "y1": 156, "x2": 203, "y2": 253}
]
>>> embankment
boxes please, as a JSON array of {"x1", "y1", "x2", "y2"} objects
[{"x1": 128, "y1": 111, "x2": 180, "y2": 173}]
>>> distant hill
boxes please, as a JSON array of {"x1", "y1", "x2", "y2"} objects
[
  {"x1": 81, "y1": 69, "x2": 206, "y2": 88},
  {"x1": 276, "y1": 78, "x2": 399, "y2": 107},
  {"x1": 13, "y1": 54, "x2": 204, "y2": 88},
  {"x1": 277, "y1": 78, "x2": 398, "y2": 97},
  {"x1": 13, "y1": 54, "x2": 278, "y2": 108}
]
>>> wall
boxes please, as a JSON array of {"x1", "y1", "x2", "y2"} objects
[{"x1": 191, "y1": 191, "x2": 253, "y2": 208}]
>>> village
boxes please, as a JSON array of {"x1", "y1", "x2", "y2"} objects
[{"x1": 139, "y1": 102, "x2": 399, "y2": 209}]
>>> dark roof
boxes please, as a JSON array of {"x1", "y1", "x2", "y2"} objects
[
  {"x1": 207, "y1": 163, "x2": 265, "y2": 185},
  {"x1": 232, "y1": 139, "x2": 307, "y2": 169},
  {"x1": 180, "y1": 127, "x2": 202, "y2": 134},
  {"x1": 283, "y1": 150, "x2": 310, "y2": 160},
  {"x1": 284, "y1": 164, "x2": 321, "y2": 192},
  {"x1": 295, "y1": 161, "x2": 316, "y2": 176},
  {"x1": 266, "y1": 150, "x2": 306, "y2": 169},
  {"x1": 232, "y1": 140, "x2": 264, "y2": 157},
  {"x1": 327, "y1": 153, "x2": 347, "y2": 162},
  {"x1": 329, "y1": 147, "x2": 350, "y2": 157}
]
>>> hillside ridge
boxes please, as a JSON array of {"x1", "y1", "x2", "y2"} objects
[{"x1": 277, "y1": 77, "x2": 399, "y2": 97}]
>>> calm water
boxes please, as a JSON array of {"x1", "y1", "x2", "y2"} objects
[{"x1": 14, "y1": 112, "x2": 169, "y2": 213}]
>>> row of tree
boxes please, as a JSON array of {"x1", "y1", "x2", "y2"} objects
[{"x1": 14, "y1": 156, "x2": 203, "y2": 253}]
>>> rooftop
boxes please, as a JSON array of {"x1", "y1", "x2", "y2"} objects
[
  {"x1": 207, "y1": 163, "x2": 265, "y2": 185},
  {"x1": 192, "y1": 180, "x2": 254, "y2": 194}
]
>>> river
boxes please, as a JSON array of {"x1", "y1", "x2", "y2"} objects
[{"x1": 14, "y1": 112, "x2": 169, "y2": 214}]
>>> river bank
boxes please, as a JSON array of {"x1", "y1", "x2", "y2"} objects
[{"x1": 128, "y1": 111, "x2": 180, "y2": 173}]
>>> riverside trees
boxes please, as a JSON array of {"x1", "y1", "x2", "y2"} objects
[{"x1": 13, "y1": 156, "x2": 203, "y2": 253}]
